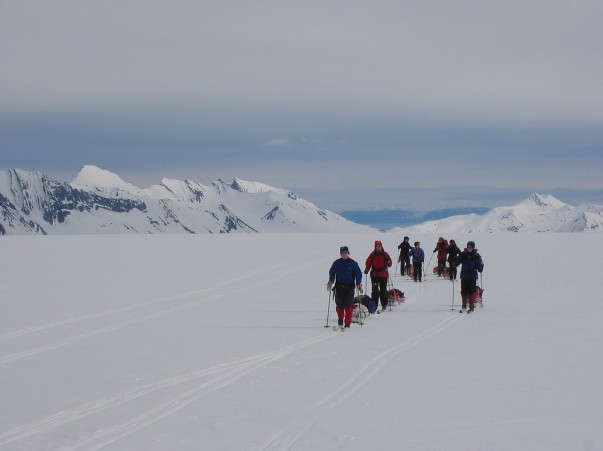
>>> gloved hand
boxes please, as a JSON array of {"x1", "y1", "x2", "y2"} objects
[
  {"x1": 327, "y1": 281, "x2": 333, "y2": 291},
  {"x1": 357, "y1": 284, "x2": 363, "y2": 294},
  {"x1": 364, "y1": 270, "x2": 368, "y2": 275}
]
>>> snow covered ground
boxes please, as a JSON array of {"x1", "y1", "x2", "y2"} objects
[{"x1": 1, "y1": 232, "x2": 602, "y2": 451}]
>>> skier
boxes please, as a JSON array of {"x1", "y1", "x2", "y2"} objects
[
  {"x1": 455, "y1": 241, "x2": 484, "y2": 313},
  {"x1": 397, "y1": 236, "x2": 412, "y2": 276},
  {"x1": 409, "y1": 241, "x2": 425, "y2": 282},
  {"x1": 433, "y1": 237, "x2": 449, "y2": 277},
  {"x1": 364, "y1": 240, "x2": 393, "y2": 312},
  {"x1": 446, "y1": 239, "x2": 461, "y2": 280},
  {"x1": 328, "y1": 246, "x2": 363, "y2": 329}
]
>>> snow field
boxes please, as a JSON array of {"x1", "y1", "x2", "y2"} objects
[{"x1": 1, "y1": 233, "x2": 602, "y2": 450}]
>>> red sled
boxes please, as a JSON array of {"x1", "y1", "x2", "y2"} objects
[
  {"x1": 387, "y1": 288, "x2": 405, "y2": 304},
  {"x1": 432, "y1": 266, "x2": 451, "y2": 277},
  {"x1": 472, "y1": 287, "x2": 484, "y2": 307}
]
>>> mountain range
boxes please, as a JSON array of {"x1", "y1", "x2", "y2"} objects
[
  {"x1": 391, "y1": 193, "x2": 603, "y2": 233},
  {"x1": 0, "y1": 166, "x2": 374, "y2": 235},
  {"x1": 1, "y1": 166, "x2": 602, "y2": 235}
]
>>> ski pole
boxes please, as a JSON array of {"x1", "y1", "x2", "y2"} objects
[
  {"x1": 479, "y1": 272, "x2": 484, "y2": 308},
  {"x1": 364, "y1": 273, "x2": 372, "y2": 315},
  {"x1": 425, "y1": 252, "x2": 435, "y2": 276},
  {"x1": 324, "y1": 287, "x2": 332, "y2": 328},
  {"x1": 450, "y1": 278, "x2": 456, "y2": 311}
]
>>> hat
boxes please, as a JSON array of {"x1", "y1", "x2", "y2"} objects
[
  {"x1": 340, "y1": 246, "x2": 350, "y2": 254},
  {"x1": 414, "y1": 241, "x2": 420, "y2": 246},
  {"x1": 374, "y1": 240, "x2": 383, "y2": 247},
  {"x1": 467, "y1": 241, "x2": 475, "y2": 248},
  {"x1": 404, "y1": 236, "x2": 409, "y2": 240}
]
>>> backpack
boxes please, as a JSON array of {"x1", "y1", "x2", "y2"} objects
[{"x1": 355, "y1": 294, "x2": 377, "y2": 314}]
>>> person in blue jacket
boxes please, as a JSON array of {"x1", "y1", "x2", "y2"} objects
[
  {"x1": 455, "y1": 241, "x2": 484, "y2": 313},
  {"x1": 409, "y1": 241, "x2": 425, "y2": 282},
  {"x1": 328, "y1": 246, "x2": 363, "y2": 328}
]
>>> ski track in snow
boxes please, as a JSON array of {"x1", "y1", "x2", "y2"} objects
[
  {"x1": 0, "y1": 275, "x2": 457, "y2": 451},
  {"x1": 0, "y1": 251, "x2": 331, "y2": 450},
  {"x1": 0, "y1": 333, "x2": 335, "y2": 449},
  {"x1": 393, "y1": 273, "x2": 426, "y2": 303},
  {"x1": 0, "y1": 248, "x2": 324, "y2": 344},
  {"x1": 0, "y1": 250, "x2": 327, "y2": 365},
  {"x1": 249, "y1": 309, "x2": 462, "y2": 450},
  {"x1": 0, "y1": 250, "x2": 330, "y2": 449},
  {"x1": 0, "y1": 250, "x2": 466, "y2": 450}
]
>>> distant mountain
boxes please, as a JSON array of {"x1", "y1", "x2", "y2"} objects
[
  {"x1": 390, "y1": 193, "x2": 603, "y2": 233},
  {"x1": 0, "y1": 166, "x2": 375, "y2": 235},
  {"x1": 340, "y1": 207, "x2": 490, "y2": 229}
]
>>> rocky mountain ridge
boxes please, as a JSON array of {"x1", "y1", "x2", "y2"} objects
[{"x1": 0, "y1": 166, "x2": 373, "y2": 235}]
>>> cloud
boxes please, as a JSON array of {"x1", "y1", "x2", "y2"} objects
[
  {"x1": 2, "y1": 1, "x2": 602, "y2": 125},
  {"x1": 1, "y1": 0, "x2": 602, "y2": 207},
  {"x1": 259, "y1": 138, "x2": 289, "y2": 148}
]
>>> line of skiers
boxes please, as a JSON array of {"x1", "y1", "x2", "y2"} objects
[
  {"x1": 398, "y1": 236, "x2": 462, "y2": 281},
  {"x1": 398, "y1": 236, "x2": 484, "y2": 311},
  {"x1": 328, "y1": 238, "x2": 484, "y2": 327}
]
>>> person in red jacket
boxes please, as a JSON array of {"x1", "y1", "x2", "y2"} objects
[
  {"x1": 364, "y1": 240, "x2": 393, "y2": 312},
  {"x1": 433, "y1": 237, "x2": 449, "y2": 277}
]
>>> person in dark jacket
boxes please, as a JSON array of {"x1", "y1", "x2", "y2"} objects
[
  {"x1": 397, "y1": 236, "x2": 412, "y2": 276},
  {"x1": 454, "y1": 241, "x2": 484, "y2": 313},
  {"x1": 328, "y1": 246, "x2": 363, "y2": 328},
  {"x1": 364, "y1": 240, "x2": 393, "y2": 311},
  {"x1": 433, "y1": 237, "x2": 449, "y2": 277},
  {"x1": 446, "y1": 239, "x2": 461, "y2": 280},
  {"x1": 409, "y1": 241, "x2": 425, "y2": 282}
]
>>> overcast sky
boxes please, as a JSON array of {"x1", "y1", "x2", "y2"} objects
[{"x1": 1, "y1": 1, "x2": 602, "y2": 210}]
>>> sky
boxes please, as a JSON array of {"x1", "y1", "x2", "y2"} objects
[{"x1": 1, "y1": 1, "x2": 603, "y2": 210}]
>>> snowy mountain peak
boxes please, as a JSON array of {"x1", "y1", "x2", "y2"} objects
[
  {"x1": 391, "y1": 193, "x2": 603, "y2": 234},
  {"x1": 524, "y1": 193, "x2": 567, "y2": 209},
  {"x1": 71, "y1": 165, "x2": 139, "y2": 195},
  {"x1": 230, "y1": 178, "x2": 284, "y2": 195},
  {"x1": 211, "y1": 179, "x2": 230, "y2": 193}
]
